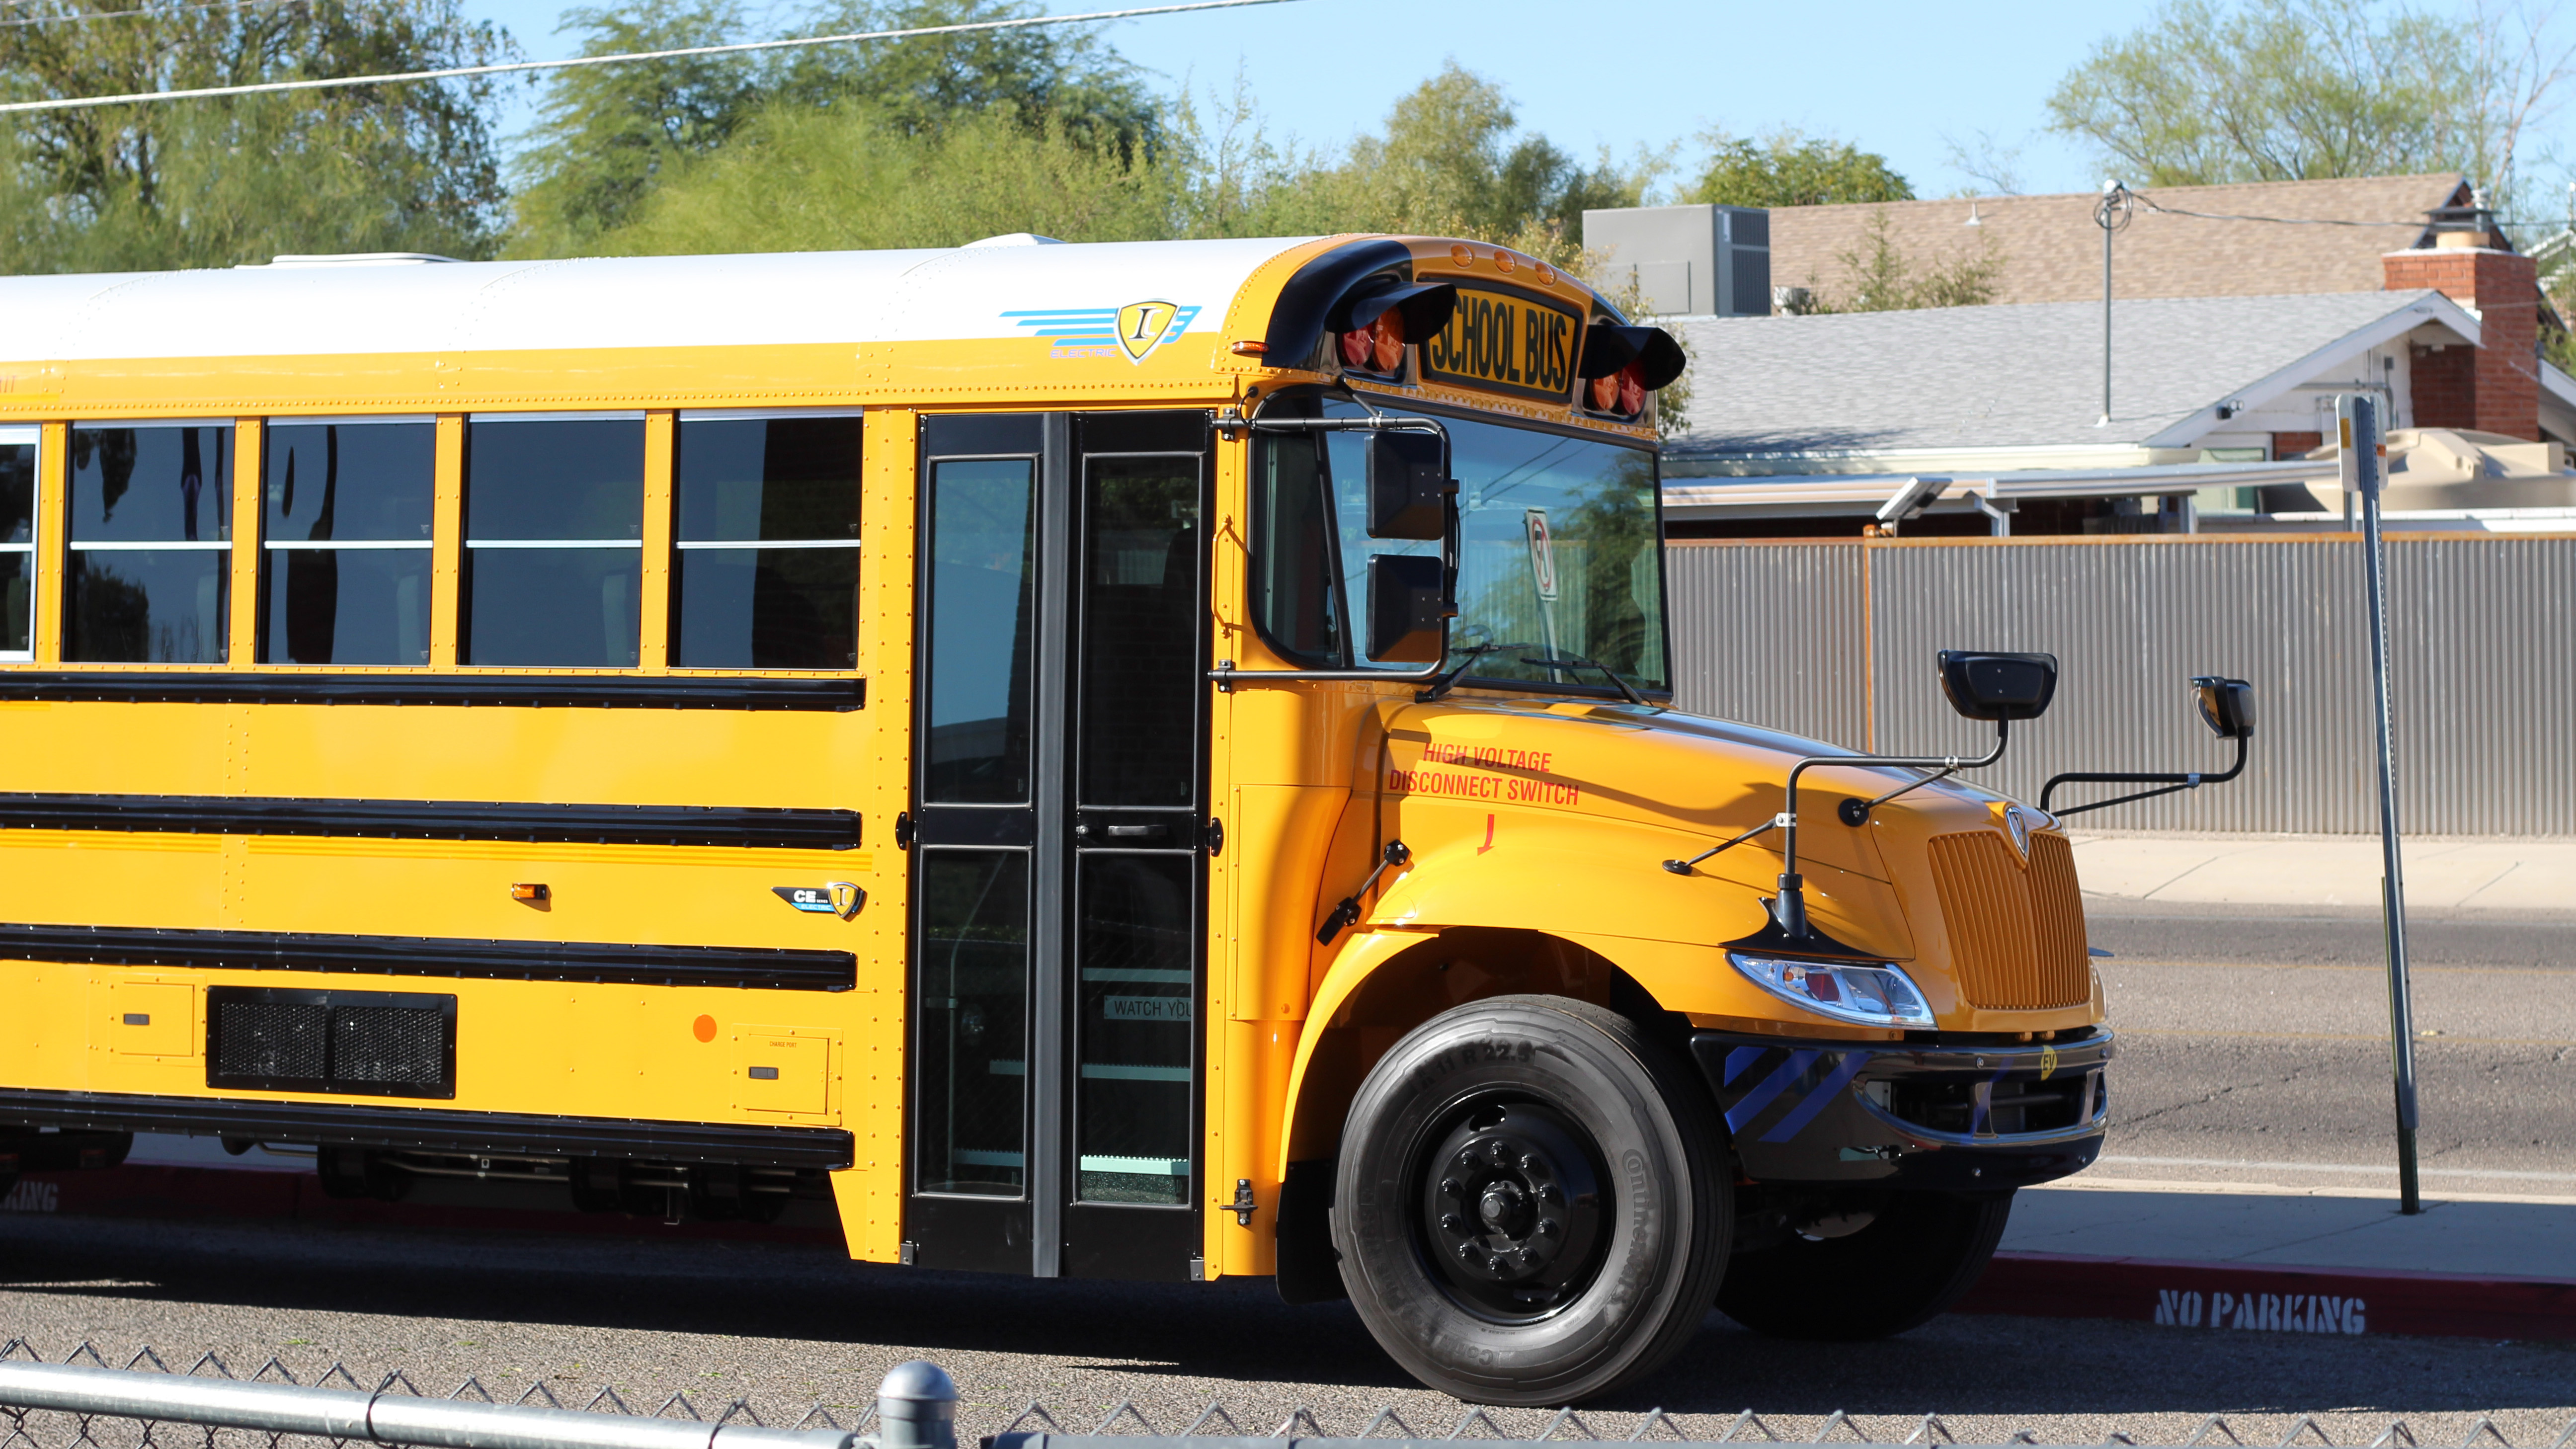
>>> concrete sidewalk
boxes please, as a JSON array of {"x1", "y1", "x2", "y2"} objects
[
  {"x1": 1957, "y1": 1175, "x2": 2576, "y2": 1340},
  {"x1": 2066, "y1": 831, "x2": 2576, "y2": 912},
  {"x1": 2006, "y1": 1176, "x2": 2576, "y2": 1277}
]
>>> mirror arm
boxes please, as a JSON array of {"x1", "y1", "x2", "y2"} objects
[
  {"x1": 1769, "y1": 722, "x2": 2012, "y2": 940},
  {"x1": 2040, "y1": 732, "x2": 2250, "y2": 816},
  {"x1": 1221, "y1": 406, "x2": 1459, "y2": 690},
  {"x1": 1664, "y1": 724, "x2": 2014, "y2": 943}
]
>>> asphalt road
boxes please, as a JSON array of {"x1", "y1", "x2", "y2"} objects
[
  {"x1": 2, "y1": 907, "x2": 2570, "y2": 1440},
  {"x1": 2, "y1": 1213, "x2": 2572, "y2": 1447},
  {"x1": 2086, "y1": 906, "x2": 2576, "y2": 1197}
]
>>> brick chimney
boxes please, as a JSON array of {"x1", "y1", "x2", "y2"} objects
[{"x1": 2384, "y1": 238, "x2": 2539, "y2": 440}]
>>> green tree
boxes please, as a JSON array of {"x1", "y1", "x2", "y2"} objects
[
  {"x1": 508, "y1": 0, "x2": 1159, "y2": 256},
  {"x1": 1684, "y1": 129, "x2": 1912, "y2": 208},
  {"x1": 507, "y1": 0, "x2": 764, "y2": 256},
  {"x1": 2045, "y1": 0, "x2": 2576, "y2": 201},
  {"x1": 773, "y1": 0, "x2": 1156, "y2": 148},
  {"x1": 581, "y1": 100, "x2": 1180, "y2": 254},
  {"x1": 1236, "y1": 64, "x2": 1654, "y2": 244},
  {"x1": 1805, "y1": 208, "x2": 2003, "y2": 313},
  {"x1": 0, "y1": 0, "x2": 510, "y2": 271}
]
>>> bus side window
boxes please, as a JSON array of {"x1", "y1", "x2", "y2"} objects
[
  {"x1": 0, "y1": 433, "x2": 32, "y2": 659},
  {"x1": 671, "y1": 414, "x2": 862, "y2": 669},
  {"x1": 461, "y1": 415, "x2": 646, "y2": 668},
  {"x1": 260, "y1": 419, "x2": 436, "y2": 666},
  {"x1": 65, "y1": 422, "x2": 234, "y2": 664}
]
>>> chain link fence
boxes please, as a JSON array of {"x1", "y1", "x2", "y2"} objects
[{"x1": 2, "y1": 1344, "x2": 2573, "y2": 1449}]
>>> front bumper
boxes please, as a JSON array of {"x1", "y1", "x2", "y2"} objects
[{"x1": 1689, "y1": 1028, "x2": 2112, "y2": 1191}]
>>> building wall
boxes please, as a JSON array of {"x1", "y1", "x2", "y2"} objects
[
  {"x1": 2384, "y1": 247, "x2": 2540, "y2": 439},
  {"x1": 1667, "y1": 534, "x2": 2576, "y2": 836}
]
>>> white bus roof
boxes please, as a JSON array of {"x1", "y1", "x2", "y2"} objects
[{"x1": 0, "y1": 236, "x2": 1323, "y2": 360}]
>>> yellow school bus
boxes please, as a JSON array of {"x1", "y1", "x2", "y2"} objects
[{"x1": 0, "y1": 233, "x2": 2200, "y2": 1404}]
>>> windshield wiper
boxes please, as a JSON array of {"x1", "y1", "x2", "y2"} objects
[
  {"x1": 1416, "y1": 641, "x2": 1536, "y2": 703},
  {"x1": 1522, "y1": 652, "x2": 1648, "y2": 706}
]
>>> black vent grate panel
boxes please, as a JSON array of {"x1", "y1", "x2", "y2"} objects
[
  {"x1": 208, "y1": 987, "x2": 455, "y2": 1099},
  {"x1": 331, "y1": 1007, "x2": 447, "y2": 1085},
  {"x1": 213, "y1": 1001, "x2": 328, "y2": 1082}
]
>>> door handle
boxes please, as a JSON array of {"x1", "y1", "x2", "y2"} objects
[{"x1": 1104, "y1": 824, "x2": 1167, "y2": 840}]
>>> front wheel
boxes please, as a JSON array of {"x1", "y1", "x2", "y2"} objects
[
  {"x1": 1332, "y1": 995, "x2": 1729, "y2": 1405},
  {"x1": 1716, "y1": 1189, "x2": 2013, "y2": 1340}
]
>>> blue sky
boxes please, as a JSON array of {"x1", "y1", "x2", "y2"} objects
[{"x1": 450, "y1": 0, "x2": 2245, "y2": 198}]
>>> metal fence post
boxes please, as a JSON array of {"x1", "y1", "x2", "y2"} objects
[{"x1": 873, "y1": 1362, "x2": 957, "y2": 1449}]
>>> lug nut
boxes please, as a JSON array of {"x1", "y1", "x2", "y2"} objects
[
  {"x1": 1536, "y1": 1219, "x2": 1558, "y2": 1237},
  {"x1": 1440, "y1": 1213, "x2": 1463, "y2": 1232},
  {"x1": 1457, "y1": 1242, "x2": 1477, "y2": 1260},
  {"x1": 1487, "y1": 1255, "x2": 1505, "y2": 1272}
]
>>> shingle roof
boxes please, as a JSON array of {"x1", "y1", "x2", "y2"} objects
[
  {"x1": 1770, "y1": 174, "x2": 2472, "y2": 309},
  {"x1": 1666, "y1": 289, "x2": 2473, "y2": 458}
]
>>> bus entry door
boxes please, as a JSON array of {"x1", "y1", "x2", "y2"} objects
[{"x1": 906, "y1": 411, "x2": 1212, "y2": 1280}]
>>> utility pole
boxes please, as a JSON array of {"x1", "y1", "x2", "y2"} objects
[
  {"x1": 2338, "y1": 392, "x2": 2422, "y2": 1215},
  {"x1": 2094, "y1": 180, "x2": 2131, "y2": 427}
]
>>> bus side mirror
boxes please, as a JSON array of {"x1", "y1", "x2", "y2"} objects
[
  {"x1": 2193, "y1": 676, "x2": 2256, "y2": 739},
  {"x1": 1367, "y1": 554, "x2": 1451, "y2": 662},
  {"x1": 1367, "y1": 431, "x2": 1452, "y2": 540},
  {"x1": 1936, "y1": 649, "x2": 2059, "y2": 721}
]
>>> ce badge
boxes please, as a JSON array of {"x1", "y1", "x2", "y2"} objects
[{"x1": 774, "y1": 883, "x2": 865, "y2": 920}]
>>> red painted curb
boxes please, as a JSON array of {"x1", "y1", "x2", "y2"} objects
[
  {"x1": 0, "y1": 1164, "x2": 841, "y2": 1247},
  {"x1": 1956, "y1": 1250, "x2": 2576, "y2": 1340},
  {"x1": 15, "y1": 1168, "x2": 2576, "y2": 1343}
]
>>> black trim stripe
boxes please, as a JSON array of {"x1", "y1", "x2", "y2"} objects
[
  {"x1": 0, "y1": 1089, "x2": 853, "y2": 1170},
  {"x1": 0, "y1": 671, "x2": 863, "y2": 711},
  {"x1": 0, "y1": 794, "x2": 861, "y2": 850},
  {"x1": 0, "y1": 923, "x2": 857, "y2": 992}
]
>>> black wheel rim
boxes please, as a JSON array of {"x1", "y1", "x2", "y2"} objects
[{"x1": 1411, "y1": 1093, "x2": 1610, "y2": 1322}]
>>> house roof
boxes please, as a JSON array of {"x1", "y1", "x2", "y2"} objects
[
  {"x1": 1666, "y1": 288, "x2": 2479, "y2": 463},
  {"x1": 1771, "y1": 174, "x2": 2474, "y2": 309}
]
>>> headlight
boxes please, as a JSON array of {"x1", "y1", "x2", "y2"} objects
[{"x1": 1729, "y1": 952, "x2": 1934, "y2": 1029}]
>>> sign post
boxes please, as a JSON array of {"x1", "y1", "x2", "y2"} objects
[{"x1": 2336, "y1": 392, "x2": 2422, "y2": 1215}]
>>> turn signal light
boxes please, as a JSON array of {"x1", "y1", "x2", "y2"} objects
[
  {"x1": 510, "y1": 882, "x2": 550, "y2": 902},
  {"x1": 1339, "y1": 310, "x2": 1406, "y2": 374},
  {"x1": 1230, "y1": 339, "x2": 1268, "y2": 356},
  {"x1": 1590, "y1": 362, "x2": 1646, "y2": 415}
]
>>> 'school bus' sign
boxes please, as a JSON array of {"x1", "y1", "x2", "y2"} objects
[{"x1": 1421, "y1": 286, "x2": 1579, "y2": 402}]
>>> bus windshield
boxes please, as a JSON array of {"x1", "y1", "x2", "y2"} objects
[{"x1": 1251, "y1": 395, "x2": 1668, "y2": 694}]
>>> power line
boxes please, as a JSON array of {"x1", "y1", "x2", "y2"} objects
[
  {"x1": 2130, "y1": 192, "x2": 2427, "y2": 228},
  {"x1": 0, "y1": 0, "x2": 1296, "y2": 114}
]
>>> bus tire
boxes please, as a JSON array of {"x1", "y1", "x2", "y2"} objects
[
  {"x1": 1332, "y1": 994, "x2": 1729, "y2": 1406},
  {"x1": 1715, "y1": 1189, "x2": 2012, "y2": 1340}
]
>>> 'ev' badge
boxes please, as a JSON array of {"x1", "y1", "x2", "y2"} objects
[
  {"x1": 774, "y1": 883, "x2": 865, "y2": 920},
  {"x1": 2002, "y1": 806, "x2": 2031, "y2": 860}
]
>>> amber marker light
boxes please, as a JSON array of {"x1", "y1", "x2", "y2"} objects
[
  {"x1": 1230, "y1": 339, "x2": 1267, "y2": 355},
  {"x1": 510, "y1": 883, "x2": 550, "y2": 902},
  {"x1": 1449, "y1": 243, "x2": 1475, "y2": 266},
  {"x1": 1369, "y1": 311, "x2": 1406, "y2": 372},
  {"x1": 1493, "y1": 251, "x2": 1517, "y2": 273}
]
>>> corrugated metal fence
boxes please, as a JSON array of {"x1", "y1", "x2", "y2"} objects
[{"x1": 1664, "y1": 535, "x2": 2576, "y2": 836}]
